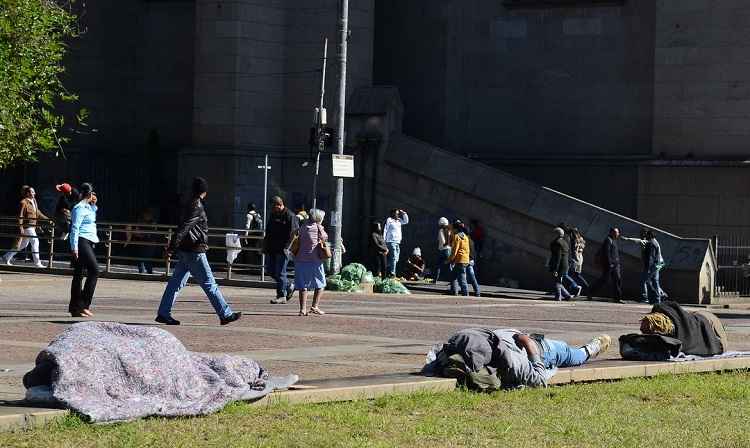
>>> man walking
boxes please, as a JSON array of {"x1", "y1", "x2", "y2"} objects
[
  {"x1": 264, "y1": 196, "x2": 299, "y2": 304},
  {"x1": 155, "y1": 177, "x2": 241, "y2": 326},
  {"x1": 3, "y1": 185, "x2": 49, "y2": 268},
  {"x1": 623, "y1": 229, "x2": 667, "y2": 303},
  {"x1": 588, "y1": 227, "x2": 624, "y2": 303},
  {"x1": 549, "y1": 227, "x2": 579, "y2": 301},
  {"x1": 384, "y1": 208, "x2": 409, "y2": 277}
]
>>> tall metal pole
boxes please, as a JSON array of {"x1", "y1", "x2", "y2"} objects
[
  {"x1": 331, "y1": 0, "x2": 349, "y2": 273},
  {"x1": 259, "y1": 154, "x2": 269, "y2": 281},
  {"x1": 312, "y1": 38, "x2": 328, "y2": 210}
]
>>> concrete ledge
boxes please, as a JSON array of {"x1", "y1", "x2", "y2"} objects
[
  {"x1": 257, "y1": 374, "x2": 457, "y2": 406},
  {"x1": 0, "y1": 407, "x2": 67, "y2": 432}
]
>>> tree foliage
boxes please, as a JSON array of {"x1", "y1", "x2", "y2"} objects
[{"x1": 0, "y1": 0, "x2": 85, "y2": 169}]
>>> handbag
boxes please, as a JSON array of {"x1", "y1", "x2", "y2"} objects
[
  {"x1": 289, "y1": 231, "x2": 300, "y2": 256},
  {"x1": 315, "y1": 224, "x2": 332, "y2": 260}
]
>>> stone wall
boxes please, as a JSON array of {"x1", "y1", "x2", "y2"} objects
[
  {"x1": 637, "y1": 163, "x2": 750, "y2": 240},
  {"x1": 654, "y1": 0, "x2": 750, "y2": 158},
  {"x1": 375, "y1": 0, "x2": 656, "y2": 158}
]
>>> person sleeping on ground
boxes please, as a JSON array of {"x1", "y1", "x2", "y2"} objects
[
  {"x1": 619, "y1": 301, "x2": 727, "y2": 360},
  {"x1": 423, "y1": 328, "x2": 611, "y2": 391}
]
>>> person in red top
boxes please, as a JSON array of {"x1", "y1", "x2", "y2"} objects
[{"x1": 470, "y1": 219, "x2": 485, "y2": 259}]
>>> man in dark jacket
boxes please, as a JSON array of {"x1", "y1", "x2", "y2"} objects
[
  {"x1": 549, "y1": 227, "x2": 573, "y2": 301},
  {"x1": 264, "y1": 196, "x2": 299, "y2": 304},
  {"x1": 588, "y1": 227, "x2": 624, "y2": 303},
  {"x1": 155, "y1": 177, "x2": 241, "y2": 326}
]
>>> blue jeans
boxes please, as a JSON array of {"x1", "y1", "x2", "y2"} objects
[
  {"x1": 554, "y1": 276, "x2": 572, "y2": 301},
  {"x1": 386, "y1": 242, "x2": 400, "y2": 276},
  {"x1": 562, "y1": 273, "x2": 580, "y2": 291},
  {"x1": 541, "y1": 339, "x2": 589, "y2": 369},
  {"x1": 569, "y1": 271, "x2": 589, "y2": 289},
  {"x1": 450, "y1": 263, "x2": 469, "y2": 296},
  {"x1": 466, "y1": 263, "x2": 480, "y2": 295},
  {"x1": 158, "y1": 251, "x2": 233, "y2": 319},
  {"x1": 641, "y1": 268, "x2": 663, "y2": 303},
  {"x1": 266, "y1": 253, "x2": 290, "y2": 298},
  {"x1": 434, "y1": 248, "x2": 452, "y2": 282}
]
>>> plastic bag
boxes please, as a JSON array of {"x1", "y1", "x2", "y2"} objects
[
  {"x1": 340, "y1": 263, "x2": 367, "y2": 283},
  {"x1": 374, "y1": 278, "x2": 411, "y2": 294},
  {"x1": 361, "y1": 271, "x2": 375, "y2": 284},
  {"x1": 325, "y1": 274, "x2": 360, "y2": 293}
]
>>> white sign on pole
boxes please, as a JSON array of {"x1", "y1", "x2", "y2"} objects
[{"x1": 332, "y1": 154, "x2": 354, "y2": 178}]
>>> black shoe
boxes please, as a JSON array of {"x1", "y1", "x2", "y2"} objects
[
  {"x1": 286, "y1": 287, "x2": 295, "y2": 301},
  {"x1": 155, "y1": 315, "x2": 180, "y2": 325},
  {"x1": 220, "y1": 312, "x2": 242, "y2": 325}
]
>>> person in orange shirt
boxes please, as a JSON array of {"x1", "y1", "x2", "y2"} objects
[{"x1": 448, "y1": 220, "x2": 470, "y2": 296}]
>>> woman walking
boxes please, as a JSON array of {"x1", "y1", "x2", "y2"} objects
[
  {"x1": 294, "y1": 209, "x2": 328, "y2": 316},
  {"x1": 68, "y1": 183, "x2": 99, "y2": 317},
  {"x1": 569, "y1": 228, "x2": 589, "y2": 290}
]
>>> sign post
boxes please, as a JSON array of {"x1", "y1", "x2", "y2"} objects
[{"x1": 332, "y1": 154, "x2": 354, "y2": 178}]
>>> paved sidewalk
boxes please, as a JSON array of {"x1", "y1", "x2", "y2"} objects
[{"x1": 2, "y1": 271, "x2": 750, "y2": 427}]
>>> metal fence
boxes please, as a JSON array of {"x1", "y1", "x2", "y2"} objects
[
  {"x1": 0, "y1": 216, "x2": 267, "y2": 281},
  {"x1": 715, "y1": 235, "x2": 750, "y2": 297}
]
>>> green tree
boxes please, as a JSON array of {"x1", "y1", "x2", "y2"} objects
[{"x1": 0, "y1": 0, "x2": 85, "y2": 169}]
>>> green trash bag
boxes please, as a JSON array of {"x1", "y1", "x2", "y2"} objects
[
  {"x1": 325, "y1": 274, "x2": 359, "y2": 293},
  {"x1": 374, "y1": 278, "x2": 411, "y2": 294},
  {"x1": 340, "y1": 263, "x2": 367, "y2": 283}
]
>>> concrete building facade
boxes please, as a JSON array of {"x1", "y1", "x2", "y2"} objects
[{"x1": 375, "y1": 0, "x2": 750, "y2": 240}]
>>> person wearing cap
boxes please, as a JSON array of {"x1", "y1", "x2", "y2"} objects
[
  {"x1": 383, "y1": 208, "x2": 409, "y2": 277},
  {"x1": 405, "y1": 247, "x2": 425, "y2": 281},
  {"x1": 448, "y1": 220, "x2": 471, "y2": 296},
  {"x1": 264, "y1": 196, "x2": 299, "y2": 304},
  {"x1": 3, "y1": 185, "x2": 50, "y2": 268},
  {"x1": 53, "y1": 183, "x2": 80, "y2": 244},
  {"x1": 68, "y1": 183, "x2": 100, "y2": 317},
  {"x1": 433, "y1": 217, "x2": 452, "y2": 283},
  {"x1": 155, "y1": 177, "x2": 241, "y2": 326}
]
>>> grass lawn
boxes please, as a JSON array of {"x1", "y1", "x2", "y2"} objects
[{"x1": 3, "y1": 371, "x2": 750, "y2": 448}]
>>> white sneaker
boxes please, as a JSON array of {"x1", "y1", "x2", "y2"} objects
[
  {"x1": 4, "y1": 259, "x2": 12, "y2": 266},
  {"x1": 270, "y1": 297, "x2": 286, "y2": 304},
  {"x1": 34, "y1": 262, "x2": 46, "y2": 268},
  {"x1": 583, "y1": 334, "x2": 611, "y2": 360}
]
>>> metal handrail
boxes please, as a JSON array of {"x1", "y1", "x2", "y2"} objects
[{"x1": 0, "y1": 215, "x2": 268, "y2": 281}]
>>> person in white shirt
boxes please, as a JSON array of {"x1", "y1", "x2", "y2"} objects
[
  {"x1": 433, "y1": 217, "x2": 451, "y2": 283},
  {"x1": 383, "y1": 208, "x2": 409, "y2": 277}
]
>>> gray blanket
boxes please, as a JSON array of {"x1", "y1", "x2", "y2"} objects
[{"x1": 23, "y1": 322, "x2": 298, "y2": 423}]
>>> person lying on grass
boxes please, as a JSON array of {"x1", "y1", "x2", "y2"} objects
[{"x1": 423, "y1": 328, "x2": 611, "y2": 391}]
